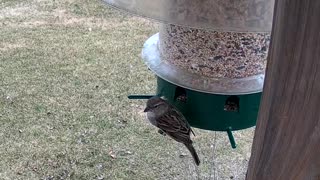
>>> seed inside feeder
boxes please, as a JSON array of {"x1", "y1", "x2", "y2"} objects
[{"x1": 159, "y1": 24, "x2": 270, "y2": 79}]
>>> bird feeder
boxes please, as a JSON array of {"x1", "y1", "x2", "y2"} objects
[{"x1": 103, "y1": 0, "x2": 274, "y2": 148}]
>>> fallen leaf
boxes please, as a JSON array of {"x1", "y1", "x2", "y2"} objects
[
  {"x1": 96, "y1": 175, "x2": 104, "y2": 180},
  {"x1": 108, "y1": 151, "x2": 116, "y2": 159},
  {"x1": 126, "y1": 151, "x2": 132, "y2": 155},
  {"x1": 96, "y1": 163, "x2": 104, "y2": 170},
  {"x1": 179, "y1": 153, "x2": 187, "y2": 158}
]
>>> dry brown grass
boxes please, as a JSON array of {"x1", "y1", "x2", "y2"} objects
[{"x1": 0, "y1": 0, "x2": 254, "y2": 179}]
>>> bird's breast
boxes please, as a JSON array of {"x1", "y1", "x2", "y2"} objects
[{"x1": 146, "y1": 112, "x2": 157, "y2": 126}]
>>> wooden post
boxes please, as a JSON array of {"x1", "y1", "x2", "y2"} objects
[{"x1": 246, "y1": 0, "x2": 320, "y2": 179}]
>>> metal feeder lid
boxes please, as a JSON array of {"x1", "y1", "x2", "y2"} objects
[
  {"x1": 142, "y1": 33, "x2": 264, "y2": 95},
  {"x1": 102, "y1": 0, "x2": 275, "y2": 32}
]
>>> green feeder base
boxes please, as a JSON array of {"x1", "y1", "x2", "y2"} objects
[
  {"x1": 128, "y1": 77, "x2": 261, "y2": 148},
  {"x1": 157, "y1": 77, "x2": 261, "y2": 131}
]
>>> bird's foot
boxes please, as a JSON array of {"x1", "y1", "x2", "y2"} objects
[{"x1": 158, "y1": 129, "x2": 166, "y2": 136}]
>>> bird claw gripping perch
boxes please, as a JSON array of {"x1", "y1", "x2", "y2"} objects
[{"x1": 158, "y1": 129, "x2": 166, "y2": 136}]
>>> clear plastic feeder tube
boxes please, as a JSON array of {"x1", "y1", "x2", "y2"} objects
[
  {"x1": 159, "y1": 24, "x2": 270, "y2": 79},
  {"x1": 103, "y1": 0, "x2": 275, "y2": 32}
]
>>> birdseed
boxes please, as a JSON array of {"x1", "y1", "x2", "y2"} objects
[{"x1": 159, "y1": 24, "x2": 270, "y2": 79}]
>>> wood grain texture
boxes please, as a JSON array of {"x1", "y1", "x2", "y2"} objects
[{"x1": 246, "y1": 0, "x2": 320, "y2": 179}]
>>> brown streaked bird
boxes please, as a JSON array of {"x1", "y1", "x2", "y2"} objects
[{"x1": 144, "y1": 96, "x2": 200, "y2": 166}]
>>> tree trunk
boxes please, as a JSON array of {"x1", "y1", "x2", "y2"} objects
[{"x1": 246, "y1": 0, "x2": 320, "y2": 179}]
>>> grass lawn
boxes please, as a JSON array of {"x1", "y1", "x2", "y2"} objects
[{"x1": 0, "y1": 0, "x2": 254, "y2": 179}]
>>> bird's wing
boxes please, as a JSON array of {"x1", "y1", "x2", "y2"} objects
[
  {"x1": 170, "y1": 107, "x2": 196, "y2": 137},
  {"x1": 156, "y1": 107, "x2": 193, "y2": 143}
]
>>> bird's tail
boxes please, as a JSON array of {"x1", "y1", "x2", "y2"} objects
[{"x1": 184, "y1": 143, "x2": 200, "y2": 166}]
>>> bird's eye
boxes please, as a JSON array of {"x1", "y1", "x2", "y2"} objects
[{"x1": 153, "y1": 103, "x2": 163, "y2": 109}]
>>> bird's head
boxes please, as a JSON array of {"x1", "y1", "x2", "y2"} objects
[{"x1": 144, "y1": 96, "x2": 168, "y2": 114}]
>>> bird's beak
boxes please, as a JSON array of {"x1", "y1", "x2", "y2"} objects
[{"x1": 144, "y1": 107, "x2": 150, "y2": 112}]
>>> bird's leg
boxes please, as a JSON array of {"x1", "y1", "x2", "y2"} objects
[{"x1": 158, "y1": 129, "x2": 166, "y2": 136}]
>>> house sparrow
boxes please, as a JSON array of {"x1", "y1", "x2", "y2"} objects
[{"x1": 144, "y1": 96, "x2": 200, "y2": 166}]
